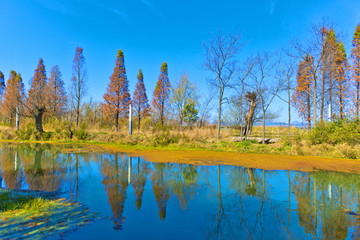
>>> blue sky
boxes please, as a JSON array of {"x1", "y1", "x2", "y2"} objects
[{"x1": 1, "y1": 0, "x2": 360, "y2": 122}]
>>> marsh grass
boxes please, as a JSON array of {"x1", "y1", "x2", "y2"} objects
[
  {"x1": 3, "y1": 119, "x2": 360, "y2": 159},
  {"x1": 0, "y1": 189, "x2": 99, "y2": 239}
]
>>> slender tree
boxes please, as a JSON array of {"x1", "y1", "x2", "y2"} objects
[
  {"x1": 324, "y1": 28, "x2": 338, "y2": 120},
  {"x1": 276, "y1": 55, "x2": 296, "y2": 138},
  {"x1": 103, "y1": 50, "x2": 131, "y2": 132},
  {"x1": 203, "y1": 30, "x2": 242, "y2": 139},
  {"x1": 1, "y1": 71, "x2": 25, "y2": 124},
  {"x1": 291, "y1": 21, "x2": 334, "y2": 125},
  {"x1": 334, "y1": 41, "x2": 348, "y2": 119},
  {"x1": 152, "y1": 62, "x2": 171, "y2": 126},
  {"x1": 46, "y1": 65, "x2": 68, "y2": 119},
  {"x1": 292, "y1": 56, "x2": 314, "y2": 130},
  {"x1": 25, "y1": 58, "x2": 47, "y2": 132},
  {"x1": 249, "y1": 51, "x2": 283, "y2": 144},
  {"x1": 170, "y1": 72, "x2": 197, "y2": 130},
  {"x1": 132, "y1": 69, "x2": 150, "y2": 131},
  {"x1": 351, "y1": 24, "x2": 360, "y2": 120},
  {"x1": 70, "y1": 47, "x2": 87, "y2": 127}
]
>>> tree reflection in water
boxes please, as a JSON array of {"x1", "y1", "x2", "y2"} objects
[
  {"x1": 100, "y1": 153, "x2": 129, "y2": 230},
  {"x1": 0, "y1": 143, "x2": 360, "y2": 239}
]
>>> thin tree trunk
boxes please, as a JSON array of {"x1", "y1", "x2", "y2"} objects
[
  {"x1": 320, "y1": 72, "x2": 325, "y2": 121},
  {"x1": 313, "y1": 75, "x2": 317, "y2": 127},
  {"x1": 115, "y1": 110, "x2": 119, "y2": 132},
  {"x1": 288, "y1": 80, "x2": 291, "y2": 139},
  {"x1": 357, "y1": 80, "x2": 360, "y2": 120},
  {"x1": 217, "y1": 80, "x2": 222, "y2": 140},
  {"x1": 262, "y1": 110, "x2": 265, "y2": 144},
  {"x1": 340, "y1": 80, "x2": 343, "y2": 119},
  {"x1": 329, "y1": 73, "x2": 333, "y2": 120}
]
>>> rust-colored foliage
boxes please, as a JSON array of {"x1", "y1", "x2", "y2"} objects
[
  {"x1": 152, "y1": 62, "x2": 170, "y2": 125},
  {"x1": 100, "y1": 154, "x2": 129, "y2": 230},
  {"x1": 103, "y1": 50, "x2": 131, "y2": 132},
  {"x1": 320, "y1": 28, "x2": 338, "y2": 121},
  {"x1": 351, "y1": 24, "x2": 360, "y2": 119},
  {"x1": 26, "y1": 58, "x2": 47, "y2": 132},
  {"x1": 334, "y1": 41, "x2": 348, "y2": 119},
  {"x1": 132, "y1": 158, "x2": 149, "y2": 210},
  {"x1": 1, "y1": 71, "x2": 25, "y2": 124},
  {"x1": 46, "y1": 65, "x2": 68, "y2": 118},
  {"x1": 133, "y1": 69, "x2": 150, "y2": 131},
  {"x1": 292, "y1": 56, "x2": 314, "y2": 130},
  {"x1": 151, "y1": 163, "x2": 170, "y2": 220}
]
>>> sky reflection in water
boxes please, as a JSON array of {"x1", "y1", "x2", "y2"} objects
[{"x1": 0, "y1": 143, "x2": 360, "y2": 239}]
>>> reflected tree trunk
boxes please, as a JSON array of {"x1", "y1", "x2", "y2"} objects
[{"x1": 216, "y1": 165, "x2": 223, "y2": 234}]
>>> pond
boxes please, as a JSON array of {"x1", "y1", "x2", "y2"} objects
[{"x1": 0, "y1": 143, "x2": 360, "y2": 239}]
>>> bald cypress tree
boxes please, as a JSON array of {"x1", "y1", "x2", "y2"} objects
[
  {"x1": 352, "y1": 24, "x2": 360, "y2": 119},
  {"x1": 334, "y1": 41, "x2": 348, "y2": 119},
  {"x1": 133, "y1": 69, "x2": 150, "y2": 131},
  {"x1": 26, "y1": 58, "x2": 47, "y2": 132},
  {"x1": 2, "y1": 71, "x2": 25, "y2": 124},
  {"x1": 103, "y1": 50, "x2": 131, "y2": 132},
  {"x1": 46, "y1": 65, "x2": 68, "y2": 119},
  {"x1": 152, "y1": 63, "x2": 170, "y2": 126}
]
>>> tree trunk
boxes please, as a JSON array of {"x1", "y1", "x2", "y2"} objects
[
  {"x1": 357, "y1": 80, "x2": 360, "y2": 120},
  {"x1": 115, "y1": 110, "x2": 119, "y2": 132},
  {"x1": 138, "y1": 105, "x2": 141, "y2": 131},
  {"x1": 217, "y1": 82, "x2": 222, "y2": 140},
  {"x1": 340, "y1": 80, "x2": 343, "y2": 119},
  {"x1": 161, "y1": 99, "x2": 164, "y2": 126},
  {"x1": 262, "y1": 110, "x2": 265, "y2": 144},
  {"x1": 34, "y1": 107, "x2": 45, "y2": 132},
  {"x1": 320, "y1": 72, "x2": 325, "y2": 122},
  {"x1": 313, "y1": 75, "x2": 317, "y2": 127},
  {"x1": 288, "y1": 81, "x2": 291, "y2": 139}
]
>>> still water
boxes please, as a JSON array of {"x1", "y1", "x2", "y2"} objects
[{"x1": 1, "y1": 143, "x2": 360, "y2": 239}]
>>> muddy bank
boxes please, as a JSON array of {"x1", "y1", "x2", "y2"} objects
[
  {"x1": 98, "y1": 145, "x2": 360, "y2": 174},
  {"x1": 2, "y1": 140, "x2": 360, "y2": 174}
]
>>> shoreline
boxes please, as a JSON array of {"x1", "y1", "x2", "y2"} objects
[{"x1": 1, "y1": 139, "x2": 360, "y2": 174}]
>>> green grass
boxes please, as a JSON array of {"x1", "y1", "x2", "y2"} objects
[{"x1": 0, "y1": 189, "x2": 99, "y2": 239}]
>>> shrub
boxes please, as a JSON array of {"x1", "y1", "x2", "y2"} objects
[{"x1": 307, "y1": 120, "x2": 360, "y2": 146}]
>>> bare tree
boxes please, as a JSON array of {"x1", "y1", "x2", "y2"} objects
[
  {"x1": 198, "y1": 87, "x2": 215, "y2": 128},
  {"x1": 203, "y1": 29, "x2": 243, "y2": 139},
  {"x1": 249, "y1": 51, "x2": 284, "y2": 144},
  {"x1": 242, "y1": 91, "x2": 259, "y2": 136},
  {"x1": 275, "y1": 53, "x2": 296, "y2": 138},
  {"x1": 170, "y1": 72, "x2": 198, "y2": 130},
  {"x1": 235, "y1": 56, "x2": 257, "y2": 139},
  {"x1": 70, "y1": 47, "x2": 87, "y2": 127}
]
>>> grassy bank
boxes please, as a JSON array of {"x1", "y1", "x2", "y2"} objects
[
  {"x1": 1, "y1": 120, "x2": 360, "y2": 159},
  {"x1": 0, "y1": 189, "x2": 98, "y2": 239}
]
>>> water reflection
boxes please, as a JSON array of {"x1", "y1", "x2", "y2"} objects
[{"x1": 1, "y1": 143, "x2": 360, "y2": 239}]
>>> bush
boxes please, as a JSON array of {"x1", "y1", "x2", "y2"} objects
[
  {"x1": 74, "y1": 123, "x2": 89, "y2": 140},
  {"x1": 15, "y1": 123, "x2": 36, "y2": 140},
  {"x1": 307, "y1": 120, "x2": 360, "y2": 146}
]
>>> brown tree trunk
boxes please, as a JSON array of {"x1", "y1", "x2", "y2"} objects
[
  {"x1": 242, "y1": 93, "x2": 257, "y2": 136},
  {"x1": 138, "y1": 104, "x2": 141, "y2": 131},
  {"x1": 217, "y1": 80, "x2": 222, "y2": 139},
  {"x1": 34, "y1": 107, "x2": 45, "y2": 132},
  {"x1": 357, "y1": 80, "x2": 360, "y2": 120},
  {"x1": 115, "y1": 110, "x2": 119, "y2": 132}
]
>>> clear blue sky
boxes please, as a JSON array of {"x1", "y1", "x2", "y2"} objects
[{"x1": 1, "y1": 0, "x2": 360, "y2": 122}]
